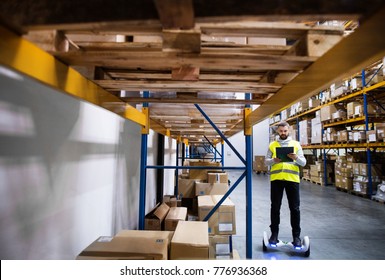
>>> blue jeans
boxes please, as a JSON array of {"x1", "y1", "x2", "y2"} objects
[{"x1": 270, "y1": 180, "x2": 301, "y2": 238}]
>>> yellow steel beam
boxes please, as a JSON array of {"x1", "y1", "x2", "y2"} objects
[
  {"x1": 149, "y1": 119, "x2": 173, "y2": 138},
  {"x1": 0, "y1": 25, "x2": 146, "y2": 127}
]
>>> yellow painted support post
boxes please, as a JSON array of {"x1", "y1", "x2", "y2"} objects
[
  {"x1": 141, "y1": 107, "x2": 150, "y2": 134},
  {"x1": 244, "y1": 107, "x2": 252, "y2": 136},
  {"x1": 0, "y1": 25, "x2": 146, "y2": 127}
]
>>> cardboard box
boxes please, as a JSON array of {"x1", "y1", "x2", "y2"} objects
[
  {"x1": 189, "y1": 161, "x2": 221, "y2": 180},
  {"x1": 209, "y1": 235, "x2": 231, "y2": 259},
  {"x1": 163, "y1": 195, "x2": 181, "y2": 207},
  {"x1": 359, "y1": 163, "x2": 383, "y2": 176},
  {"x1": 253, "y1": 161, "x2": 268, "y2": 172},
  {"x1": 254, "y1": 155, "x2": 265, "y2": 163},
  {"x1": 366, "y1": 130, "x2": 377, "y2": 142},
  {"x1": 309, "y1": 98, "x2": 321, "y2": 108},
  {"x1": 170, "y1": 221, "x2": 209, "y2": 260},
  {"x1": 198, "y1": 195, "x2": 236, "y2": 235},
  {"x1": 165, "y1": 207, "x2": 188, "y2": 231},
  {"x1": 207, "y1": 172, "x2": 228, "y2": 184},
  {"x1": 320, "y1": 104, "x2": 338, "y2": 122},
  {"x1": 145, "y1": 202, "x2": 170, "y2": 230},
  {"x1": 178, "y1": 178, "x2": 200, "y2": 198},
  {"x1": 77, "y1": 230, "x2": 173, "y2": 260},
  {"x1": 195, "y1": 182, "x2": 229, "y2": 196},
  {"x1": 347, "y1": 101, "x2": 360, "y2": 117}
]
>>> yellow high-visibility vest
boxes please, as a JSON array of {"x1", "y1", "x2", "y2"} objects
[{"x1": 269, "y1": 140, "x2": 301, "y2": 183}]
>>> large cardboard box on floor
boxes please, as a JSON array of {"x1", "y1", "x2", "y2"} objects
[
  {"x1": 195, "y1": 182, "x2": 229, "y2": 196},
  {"x1": 76, "y1": 230, "x2": 173, "y2": 260},
  {"x1": 164, "y1": 207, "x2": 188, "y2": 231},
  {"x1": 198, "y1": 195, "x2": 236, "y2": 235},
  {"x1": 144, "y1": 202, "x2": 170, "y2": 230},
  {"x1": 170, "y1": 221, "x2": 209, "y2": 260}
]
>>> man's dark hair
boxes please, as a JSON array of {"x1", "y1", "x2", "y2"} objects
[{"x1": 277, "y1": 121, "x2": 290, "y2": 128}]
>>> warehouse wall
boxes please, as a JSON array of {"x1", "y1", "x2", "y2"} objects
[
  {"x1": 0, "y1": 68, "x2": 162, "y2": 259},
  {"x1": 224, "y1": 119, "x2": 270, "y2": 167}
]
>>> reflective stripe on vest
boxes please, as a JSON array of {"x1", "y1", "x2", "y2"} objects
[{"x1": 269, "y1": 140, "x2": 300, "y2": 183}]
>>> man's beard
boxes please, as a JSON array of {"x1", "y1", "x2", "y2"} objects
[{"x1": 279, "y1": 134, "x2": 288, "y2": 140}]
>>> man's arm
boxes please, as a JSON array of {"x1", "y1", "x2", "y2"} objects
[
  {"x1": 294, "y1": 145, "x2": 306, "y2": 167},
  {"x1": 264, "y1": 145, "x2": 275, "y2": 166}
]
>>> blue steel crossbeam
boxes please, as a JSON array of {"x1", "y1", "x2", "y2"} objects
[
  {"x1": 203, "y1": 135, "x2": 223, "y2": 158},
  {"x1": 194, "y1": 104, "x2": 246, "y2": 165},
  {"x1": 202, "y1": 171, "x2": 246, "y2": 222}
]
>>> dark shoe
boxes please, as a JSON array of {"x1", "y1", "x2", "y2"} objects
[
  {"x1": 292, "y1": 237, "x2": 301, "y2": 247},
  {"x1": 269, "y1": 233, "x2": 278, "y2": 245}
]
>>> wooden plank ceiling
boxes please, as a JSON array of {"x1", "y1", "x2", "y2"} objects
[{"x1": 1, "y1": 0, "x2": 385, "y2": 144}]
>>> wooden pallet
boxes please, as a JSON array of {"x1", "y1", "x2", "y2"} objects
[
  {"x1": 335, "y1": 186, "x2": 352, "y2": 194},
  {"x1": 350, "y1": 190, "x2": 369, "y2": 198},
  {"x1": 302, "y1": 177, "x2": 324, "y2": 185},
  {"x1": 347, "y1": 113, "x2": 363, "y2": 119},
  {"x1": 372, "y1": 197, "x2": 385, "y2": 204}
]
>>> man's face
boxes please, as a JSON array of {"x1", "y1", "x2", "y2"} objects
[{"x1": 277, "y1": 125, "x2": 289, "y2": 140}]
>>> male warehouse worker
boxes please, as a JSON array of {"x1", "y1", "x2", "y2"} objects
[{"x1": 265, "y1": 121, "x2": 306, "y2": 247}]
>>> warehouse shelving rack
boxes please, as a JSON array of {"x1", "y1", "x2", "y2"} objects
[
  {"x1": 270, "y1": 65, "x2": 385, "y2": 198},
  {"x1": 138, "y1": 94, "x2": 255, "y2": 259}
]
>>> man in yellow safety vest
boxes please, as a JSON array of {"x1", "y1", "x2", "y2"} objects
[{"x1": 265, "y1": 121, "x2": 307, "y2": 247}]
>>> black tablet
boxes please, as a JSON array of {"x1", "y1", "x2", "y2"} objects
[{"x1": 276, "y1": 146, "x2": 294, "y2": 162}]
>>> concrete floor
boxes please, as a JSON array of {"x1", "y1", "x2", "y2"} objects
[{"x1": 228, "y1": 170, "x2": 385, "y2": 260}]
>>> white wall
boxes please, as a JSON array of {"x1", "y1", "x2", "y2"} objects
[
  {"x1": 0, "y1": 67, "x2": 153, "y2": 259},
  {"x1": 224, "y1": 119, "x2": 270, "y2": 166},
  {"x1": 164, "y1": 137, "x2": 177, "y2": 195}
]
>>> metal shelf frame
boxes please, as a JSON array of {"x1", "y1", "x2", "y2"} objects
[
  {"x1": 138, "y1": 97, "x2": 254, "y2": 259},
  {"x1": 290, "y1": 69, "x2": 385, "y2": 197}
]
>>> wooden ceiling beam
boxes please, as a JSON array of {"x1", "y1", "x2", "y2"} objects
[
  {"x1": 200, "y1": 24, "x2": 344, "y2": 40},
  {"x1": 53, "y1": 51, "x2": 315, "y2": 71},
  {"x1": 95, "y1": 79, "x2": 281, "y2": 93},
  {"x1": 107, "y1": 70, "x2": 265, "y2": 81},
  {"x1": 154, "y1": 0, "x2": 195, "y2": 29},
  {"x1": 121, "y1": 97, "x2": 264, "y2": 105}
]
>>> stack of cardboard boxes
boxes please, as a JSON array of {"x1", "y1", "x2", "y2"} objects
[
  {"x1": 77, "y1": 160, "x2": 239, "y2": 260},
  {"x1": 334, "y1": 154, "x2": 385, "y2": 194},
  {"x1": 253, "y1": 155, "x2": 268, "y2": 173},
  {"x1": 174, "y1": 160, "x2": 238, "y2": 259},
  {"x1": 307, "y1": 160, "x2": 334, "y2": 185}
]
